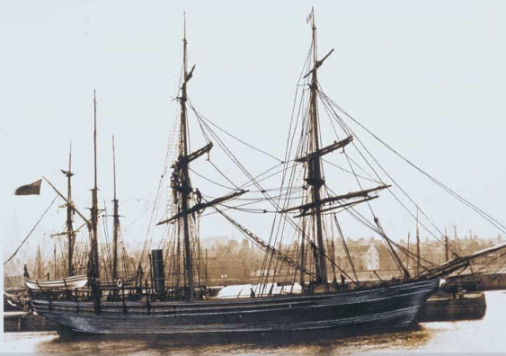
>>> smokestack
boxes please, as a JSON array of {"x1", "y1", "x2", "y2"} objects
[{"x1": 151, "y1": 249, "x2": 165, "y2": 294}]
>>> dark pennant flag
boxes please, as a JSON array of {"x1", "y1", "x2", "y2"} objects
[{"x1": 14, "y1": 179, "x2": 42, "y2": 195}]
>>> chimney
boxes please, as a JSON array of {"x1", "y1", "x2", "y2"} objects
[{"x1": 151, "y1": 249, "x2": 165, "y2": 294}]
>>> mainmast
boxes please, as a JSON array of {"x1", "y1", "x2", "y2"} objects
[
  {"x1": 63, "y1": 143, "x2": 75, "y2": 277},
  {"x1": 112, "y1": 136, "x2": 119, "y2": 280},
  {"x1": 307, "y1": 9, "x2": 328, "y2": 284},
  {"x1": 281, "y1": 10, "x2": 389, "y2": 285},
  {"x1": 179, "y1": 15, "x2": 195, "y2": 299}
]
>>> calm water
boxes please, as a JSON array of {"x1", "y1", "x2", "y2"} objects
[{"x1": 3, "y1": 291, "x2": 506, "y2": 355}]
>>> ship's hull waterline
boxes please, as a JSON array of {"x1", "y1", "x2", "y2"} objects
[{"x1": 31, "y1": 279, "x2": 440, "y2": 335}]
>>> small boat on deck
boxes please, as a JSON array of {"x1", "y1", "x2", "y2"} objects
[{"x1": 25, "y1": 275, "x2": 88, "y2": 290}]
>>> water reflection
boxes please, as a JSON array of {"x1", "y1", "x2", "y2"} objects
[{"x1": 33, "y1": 325, "x2": 432, "y2": 356}]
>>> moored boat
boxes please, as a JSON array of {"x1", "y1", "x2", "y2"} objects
[
  {"x1": 21, "y1": 10, "x2": 506, "y2": 337},
  {"x1": 32, "y1": 279, "x2": 440, "y2": 334}
]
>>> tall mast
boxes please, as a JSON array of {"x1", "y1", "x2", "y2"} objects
[
  {"x1": 64, "y1": 142, "x2": 75, "y2": 277},
  {"x1": 157, "y1": 14, "x2": 238, "y2": 298},
  {"x1": 307, "y1": 9, "x2": 328, "y2": 284},
  {"x1": 112, "y1": 136, "x2": 119, "y2": 280},
  {"x1": 179, "y1": 14, "x2": 194, "y2": 299},
  {"x1": 90, "y1": 90, "x2": 100, "y2": 280}
]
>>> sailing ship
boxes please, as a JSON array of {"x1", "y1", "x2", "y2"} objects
[{"x1": 24, "y1": 12, "x2": 506, "y2": 336}]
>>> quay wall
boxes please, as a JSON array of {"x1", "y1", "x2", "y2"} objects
[
  {"x1": 418, "y1": 292, "x2": 487, "y2": 322},
  {"x1": 4, "y1": 312, "x2": 57, "y2": 332}
]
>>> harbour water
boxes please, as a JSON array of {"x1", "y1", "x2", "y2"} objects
[{"x1": 3, "y1": 291, "x2": 506, "y2": 355}]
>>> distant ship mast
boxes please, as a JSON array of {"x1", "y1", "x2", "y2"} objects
[
  {"x1": 63, "y1": 143, "x2": 75, "y2": 277},
  {"x1": 89, "y1": 90, "x2": 101, "y2": 313},
  {"x1": 112, "y1": 136, "x2": 119, "y2": 281}
]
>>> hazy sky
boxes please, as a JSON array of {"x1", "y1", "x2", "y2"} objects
[{"x1": 2, "y1": 1, "x2": 506, "y2": 267}]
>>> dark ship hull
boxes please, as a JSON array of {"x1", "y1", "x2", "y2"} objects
[{"x1": 31, "y1": 279, "x2": 439, "y2": 335}]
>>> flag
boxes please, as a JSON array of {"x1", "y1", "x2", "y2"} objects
[{"x1": 14, "y1": 179, "x2": 42, "y2": 196}]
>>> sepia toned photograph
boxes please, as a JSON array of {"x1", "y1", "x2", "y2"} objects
[{"x1": 2, "y1": 1, "x2": 506, "y2": 355}]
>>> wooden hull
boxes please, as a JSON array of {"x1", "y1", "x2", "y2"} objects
[{"x1": 31, "y1": 279, "x2": 439, "y2": 335}]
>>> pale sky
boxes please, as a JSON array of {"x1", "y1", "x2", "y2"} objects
[{"x1": 2, "y1": 1, "x2": 506, "y2": 267}]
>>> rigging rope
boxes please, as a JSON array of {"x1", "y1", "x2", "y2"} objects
[
  {"x1": 4, "y1": 194, "x2": 59, "y2": 265},
  {"x1": 197, "y1": 114, "x2": 284, "y2": 163},
  {"x1": 326, "y1": 93, "x2": 506, "y2": 235},
  {"x1": 323, "y1": 158, "x2": 382, "y2": 184},
  {"x1": 319, "y1": 90, "x2": 462, "y2": 255}
]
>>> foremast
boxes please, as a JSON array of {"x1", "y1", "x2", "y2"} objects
[{"x1": 157, "y1": 16, "x2": 246, "y2": 300}]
